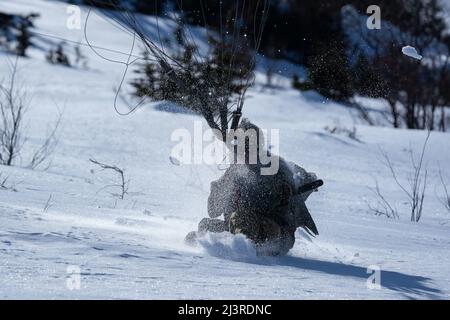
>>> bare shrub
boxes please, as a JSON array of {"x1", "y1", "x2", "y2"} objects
[
  {"x1": 367, "y1": 180, "x2": 399, "y2": 219},
  {"x1": 0, "y1": 173, "x2": 19, "y2": 192},
  {"x1": 0, "y1": 60, "x2": 27, "y2": 166},
  {"x1": 378, "y1": 131, "x2": 430, "y2": 222},
  {"x1": 324, "y1": 120, "x2": 361, "y2": 142},
  {"x1": 0, "y1": 58, "x2": 61, "y2": 169},
  {"x1": 28, "y1": 112, "x2": 62, "y2": 170},
  {"x1": 438, "y1": 168, "x2": 450, "y2": 213},
  {"x1": 89, "y1": 158, "x2": 129, "y2": 200}
]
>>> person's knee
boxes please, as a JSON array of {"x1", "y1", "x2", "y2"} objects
[{"x1": 259, "y1": 219, "x2": 282, "y2": 242}]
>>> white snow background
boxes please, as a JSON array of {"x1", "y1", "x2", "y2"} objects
[{"x1": 0, "y1": 0, "x2": 449, "y2": 299}]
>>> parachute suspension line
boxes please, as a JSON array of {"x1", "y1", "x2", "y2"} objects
[
  {"x1": 82, "y1": 0, "x2": 269, "y2": 130},
  {"x1": 84, "y1": 8, "x2": 149, "y2": 116},
  {"x1": 30, "y1": 29, "x2": 154, "y2": 62},
  {"x1": 231, "y1": 0, "x2": 270, "y2": 131},
  {"x1": 83, "y1": 1, "x2": 188, "y2": 115}
]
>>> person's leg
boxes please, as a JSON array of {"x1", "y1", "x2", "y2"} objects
[
  {"x1": 258, "y1": 218, "x2": 282, "y2": 243},
  {"x1": 254, "y1": 226, "x2": 295, "y2": 256},
  {"x1": 274, "y1": 227, "x2": 296, "y2": 255},
  {"x1": 185, "y1": 218, "x2": 229, "y2": 245},
  {"x1": 229, "y1": 211, "x2": 260, "y2": 242},
  {"x1": 185, "y1": 218, "x2": 228, "y2": 245},
  {"x1": 229, "y1": 211, "x2": 296, "y2": 256},
  {"x1": 228, "y1": 211, "x2": 282, "y2": 245}
]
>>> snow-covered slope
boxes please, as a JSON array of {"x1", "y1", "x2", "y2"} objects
[{"x1": 0, "y1": 0, "x2": 449, "y2": 299}]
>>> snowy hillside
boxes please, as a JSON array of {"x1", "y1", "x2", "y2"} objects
[{"x1": 0, "y1": 0, "x2": 449, "y2": 299}]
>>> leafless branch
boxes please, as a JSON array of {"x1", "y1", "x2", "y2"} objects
[
  {"x1": 0, "y1": 57, "x2": 61, "y2": 169},
  {"x1": 89, "y1": 158, "x2": 129, "y2": 200},
  {"x1": 379, "y1": 131, "x2": 430, "y2": 222},
  {"x1": 0, "y1": 173, "x2": 19, "y2": 192},
  {"x1": 438, "y1": 168, "x2": 450, "y2": 212},
  {"x1": 28, "y1": 109, "x2": 62, "y2": 170},
  {"x1": 43, "y1": 194, "x2": 53, "y2": 212},
  {"x1": 0, "y1": 56, "x2": 28, "y2": 166},
  {"x1": 367, "y1": 179, "x2": 399, "y2": 219}
]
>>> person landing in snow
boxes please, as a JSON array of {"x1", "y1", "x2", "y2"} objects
[{"x1": 185, "y1": 119, "x2": 322, "y2": 256}]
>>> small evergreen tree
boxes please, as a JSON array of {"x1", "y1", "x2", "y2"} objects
[
  {"x1": 131, "y1": 23, "x2": 254, "y2": 119},
  {"x1": 0, "y1": 12, "x2": 38, "y2": 56},
  {"x1": 0, "y1": 12, "x2": 14, "y2": 49},
  {"x1": 15, "y1": 19, "x2": 30, "y2": 56},
  {"x1": 46, "y1": 43, "x2": 71, "y2": 67}
]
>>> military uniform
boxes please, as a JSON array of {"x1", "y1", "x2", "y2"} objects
[{"x1": 187, "y1": 120, "x2": 319, "y2": 256}]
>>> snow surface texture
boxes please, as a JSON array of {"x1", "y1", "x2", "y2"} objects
[{"x1": 0, "y1": 0, "x2": 449, "y2": 299}]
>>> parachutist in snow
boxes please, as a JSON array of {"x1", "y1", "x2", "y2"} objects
[
  {"x1": 186, "y1": 119, "x2": 322, "y2": 256},
  {"x1": 90, "y1": 0, "x2": 307, "y2": 255}
]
